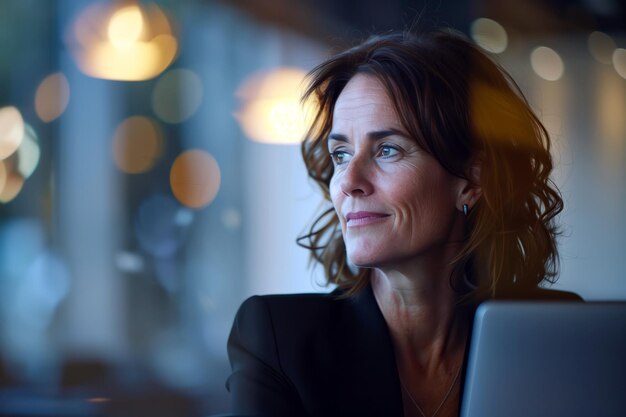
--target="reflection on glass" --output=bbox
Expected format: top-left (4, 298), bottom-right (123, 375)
top-left (23, 251), bottom-right (71, 316)
top-left (169, 150), bottom-right (221, 209)
top-left (112, 116), bottom-right (164, 174)
top-left (0, 106), bottom-right (24, 160)
top-left (0, 221), bottom-right (66, 381)
top-left (531, 46), bottom-right (564, 81)
top-left (150, 328), bottom-right (205, 388)
top-left (134, 194), bottom-right (192, 258)
top-left (35, 72), bottom-right (70, 122)
top-left (221, 208), bottom-right (241, 230)
top-left (115, 251), bottom-right (145, 273)
top-left (236, 67), bottom-right (315, 144)
top-left (67, 2), bottom-right (178, 81)
top-left (470, 18), bottom-right (508, 54)
top-left (152, 69), bottom-right (204, 124)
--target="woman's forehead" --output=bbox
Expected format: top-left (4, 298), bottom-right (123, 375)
top-left (336, 75), bottom-right (390, 107)
top-left (332, 74), bottom-right (401, 127)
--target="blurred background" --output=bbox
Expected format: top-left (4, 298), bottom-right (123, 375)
top-left (0, 0), bottom-right (624, 415)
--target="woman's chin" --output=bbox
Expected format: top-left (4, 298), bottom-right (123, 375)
top-left (347, 252), bottom-right (381, 269)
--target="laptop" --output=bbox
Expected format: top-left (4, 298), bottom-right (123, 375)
top-left (460, 301), bottom-right (626, 417)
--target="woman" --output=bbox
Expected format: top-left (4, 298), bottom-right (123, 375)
top-left (226, 29), bottom-right (579, 417)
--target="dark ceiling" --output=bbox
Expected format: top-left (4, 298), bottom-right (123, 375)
top-left (223, 0), bottom-right (626, 43)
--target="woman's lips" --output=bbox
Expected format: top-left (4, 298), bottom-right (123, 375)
top-left (345, 211), bottom-right (390, 227)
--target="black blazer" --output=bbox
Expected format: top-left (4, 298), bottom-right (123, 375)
top-left (226, 284), bottom-right (581, 417)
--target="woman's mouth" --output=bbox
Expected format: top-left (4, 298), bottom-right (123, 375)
top-left (345, 211), bottom-right (390, 227)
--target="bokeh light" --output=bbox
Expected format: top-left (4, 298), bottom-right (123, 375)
top-left (470, 18), bottom-right (508, 54)
top-left (169, 150), bottom-right (220, 209)
top-left (596, 66), bottom-right (626, 171)
top-left (0, 123), bottom-right (39, 204)
top-left (0, 171), bottom-right (24, 203)
top-left (588, 31), bottom-right (616, 65)
top-left (613, 48), bottom-right (626, 79)
top-left (87, 398), bottom-right (111, 404)
top-left (0, 106), bottom-right (24, 160)
top-left (530, 46), bottom-right (564, 81)
top-left (67, 2), bottom-right (177, 81)
top-left (35, 72), bottom-right (70, 122)
top-left (152, 69), bottom-right (204, 123)
top-left (236, 67), bottom-right (315, 144)
top-left (17, 124), bottom-right (41, 179)
top-left (0, 160), bottom-right (7, 192)
top-left (108, 5), bottom-right (144, 47)
top-left (112, 116), bottom-right (164, 174)
top-left (115, 251), bottom-right (145, 273)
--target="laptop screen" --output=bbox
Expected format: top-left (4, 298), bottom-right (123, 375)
top-left (460, 302), bottom-right (626, 417)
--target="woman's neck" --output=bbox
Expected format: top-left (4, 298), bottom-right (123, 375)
top-left (371, 268), bottom-right (469, 374)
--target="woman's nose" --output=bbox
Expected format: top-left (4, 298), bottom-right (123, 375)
top-left (339, 155), bottom-right (373, 197)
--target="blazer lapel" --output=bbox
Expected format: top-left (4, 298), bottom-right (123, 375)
top-left (331, 283), bottom-right (404, 416)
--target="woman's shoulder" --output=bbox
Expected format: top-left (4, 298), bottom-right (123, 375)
top-left (226, 286), bottom-right (399, 416)
top-left (494, 287), bottom-right (584, 302)
top-left (245, 290), bottom-right (341, 305)
top-left (234, 289), bottom-right (348, 327)
top-left (228, 289), bottom-right (357, 380)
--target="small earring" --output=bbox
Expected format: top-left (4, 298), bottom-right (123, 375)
top-left (463, 204), bottom-right (469, 216)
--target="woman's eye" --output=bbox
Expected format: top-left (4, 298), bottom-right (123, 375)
top-left (330, 150), bottom-right (350, 165)
top-left (378, 145), bottom-right (399, 158)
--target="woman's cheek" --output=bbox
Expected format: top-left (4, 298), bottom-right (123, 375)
top-left (329, 175), bottom-right (342, 203)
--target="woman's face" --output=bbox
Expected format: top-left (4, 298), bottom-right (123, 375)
top-left (328, 74), bottom-right (467, 270)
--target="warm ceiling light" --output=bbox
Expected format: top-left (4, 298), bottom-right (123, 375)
top-left (235, 67), bottom-right (316, 145)
top-left (108, 5), bottom-right (144, 47)
top-left (66, 2), bottom-right (177, 81)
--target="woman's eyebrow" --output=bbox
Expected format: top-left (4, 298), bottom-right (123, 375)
top-left (368, 128), bottom-right (405, 140)
top-left (328, 128), bottom-right (405, 143)
top-left (328, 133), bottom-right (349, 143)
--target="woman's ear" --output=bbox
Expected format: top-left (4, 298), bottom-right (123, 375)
top-left (457, 161), bottom-right (482, 212)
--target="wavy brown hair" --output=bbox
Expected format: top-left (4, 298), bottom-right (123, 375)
top-left (297, 29), bottom-right (563, 302)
